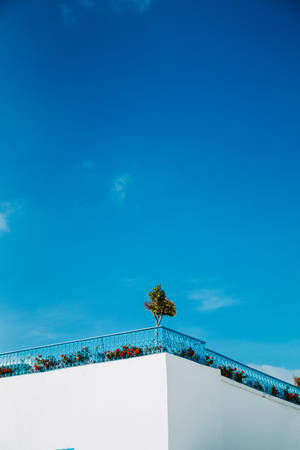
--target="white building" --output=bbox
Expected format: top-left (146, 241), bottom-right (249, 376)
top-left (0, 327), bottom-right (299, 450)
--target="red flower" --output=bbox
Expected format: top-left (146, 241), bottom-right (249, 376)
top-left (61, 354), bottom-right (64, 358)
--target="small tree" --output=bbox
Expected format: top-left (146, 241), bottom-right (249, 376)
top-left (145, 284), bottom-right (176, 326)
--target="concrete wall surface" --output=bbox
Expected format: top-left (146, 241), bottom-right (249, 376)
top-left (0, 352), bottom-right (299, 450)
top-left (165, 353), bottom-right (300, 450)
top-left (0, 354), bottom-right (169, 450)
top-left (221, 375), bottom-right (300, 450)
top-left (166, 353), bottom-right (223, 450)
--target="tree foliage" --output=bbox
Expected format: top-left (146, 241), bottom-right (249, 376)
top-left (144, 284), bottom-right (176, 326)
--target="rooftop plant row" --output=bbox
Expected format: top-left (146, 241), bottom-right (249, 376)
top-left (0, 340), bottom-right (299, 406)
top-left (180, 350), bottom-right (299, 405)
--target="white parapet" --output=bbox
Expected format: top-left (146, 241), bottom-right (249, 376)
top-left (0, 353), bottom-right (299, 450)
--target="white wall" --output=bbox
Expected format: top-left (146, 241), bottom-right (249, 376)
top-left (0, 354), bottom-right (169, 450)
top-left (221, 376), bottom-right (300, 450)
top-left (166, 353), bottom-right (223, 450)
top-left (0, 352), bottom-right (299, 450)
top-left (165, 353), bottom-right (300, 450)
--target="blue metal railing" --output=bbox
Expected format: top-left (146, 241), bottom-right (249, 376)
top-left (0, 326), bottom-right (299, 406)
top-left (204, 348), bottom-right (300, 404)
top-left (0, 327), bottom-right (205, 377)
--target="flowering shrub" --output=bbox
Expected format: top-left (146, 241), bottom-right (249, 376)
top-left (235, 370), bottom-right (248, 383)
top-left (60, 353), bottom-right (75, 366)
top-left (284, 390), bottom-right (299, 404)
top-left (219, 365), bottom-right (248, 383)
top-left (177, 347), bottom-right (199, 362)
top-left (105, 345), bottom-right (143, 361)
top-left (205, 355), bottom-right (214, 367)
top-left (0, 366), bottom-right (15, 377)
top-left (34, 355), bottom-right (58, 372)
top-left (271, 386), bottom-right (279, 397)
top-left (75, 346), bottom-right (90, 363)
top-left (252, 381), bottom-right (264, 392)
top-left (61, 347), bottom-right (91, 367)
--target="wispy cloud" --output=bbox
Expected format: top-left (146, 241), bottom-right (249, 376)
top-left (82, 159), bottom-right (96, 171)
top-left (58, 0), bottom-right (154, 24)
top-left (249, 363), bottom-right (300, 385)
top-left (189, 289), bottom-right (238, 312)
top-left (111, 0), bottom-right (154, 13)
top-left (0, 213), bottom-right (9, 232)
top-left (130, 0), bottom-right (153, 13)
top-left (111, 173), bottom-right (131, 202)
top-left (77, 0), bottom-right (94, 6)
top-left (0, 202), bottom-right (20, 235)
top-left (59, 2), bottom-right (76, 25)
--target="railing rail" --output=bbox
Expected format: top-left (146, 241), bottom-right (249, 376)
top-left (0, 326), bottom-right (162, 356)
top-left (204, 348), bottom-right (300, 401)
top-left (0, 326), bottom-right (299, 406)
top-left (206, 347), bottom-right (299, 392)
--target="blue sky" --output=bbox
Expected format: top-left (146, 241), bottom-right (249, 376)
top-left (1, 0), bottom-right (300, 377)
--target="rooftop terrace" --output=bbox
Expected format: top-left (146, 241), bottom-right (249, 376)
top-left (0, 326), bottom-right (299, 405)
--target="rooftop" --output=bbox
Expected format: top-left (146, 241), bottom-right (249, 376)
top-left (0, 326), bottom-right (299, 405)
